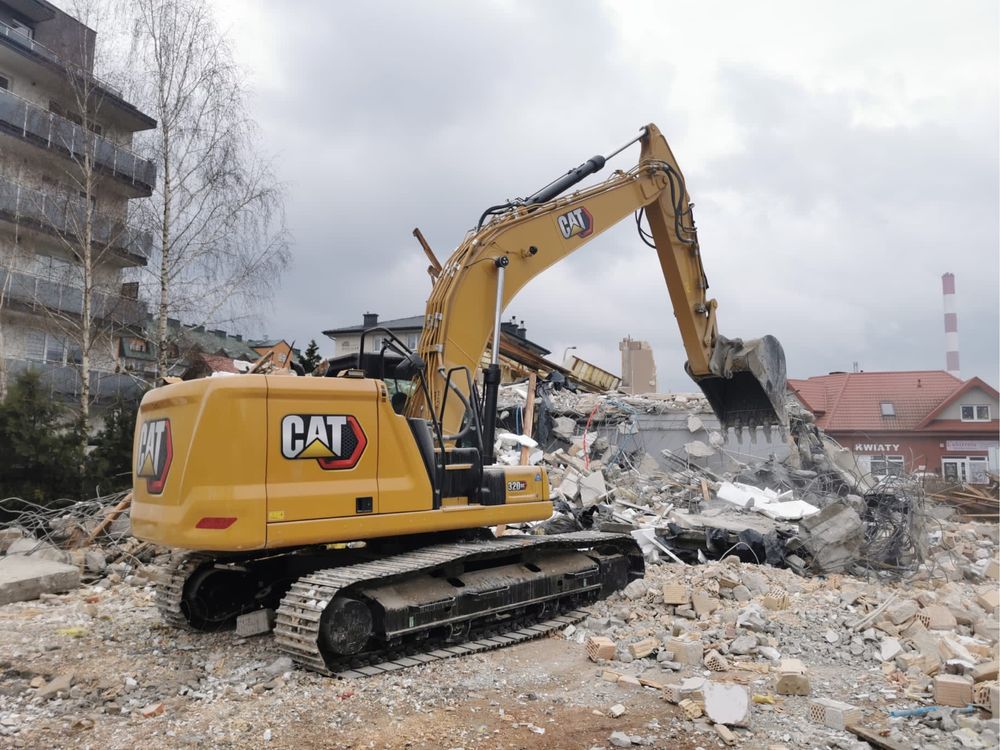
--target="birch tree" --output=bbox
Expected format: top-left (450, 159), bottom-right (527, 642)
top-left (130, 0), bottom-right (290, 378)
top-left (15, 0), bottom-right (135, 440)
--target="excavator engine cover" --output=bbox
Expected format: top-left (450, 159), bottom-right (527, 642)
top-left (689, 334), bottom-right (787, 435)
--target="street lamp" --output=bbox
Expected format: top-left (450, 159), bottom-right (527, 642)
top-left (562, 346), bottom-right (577, 365)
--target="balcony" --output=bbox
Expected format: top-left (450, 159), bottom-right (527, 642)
top-left (0, 21), bottom-right (123, 98)
top-left (3, 357), bottom-right (145, 403)
top-left (0, 174), bottom-right (151, 263)
top-left (0, 266), bottom-right (146, 327)
top-left (0, 88), bottom-right (156, 195)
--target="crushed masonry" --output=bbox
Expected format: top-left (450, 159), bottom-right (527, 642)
top-left (0, 384), bottom-right (997, 748)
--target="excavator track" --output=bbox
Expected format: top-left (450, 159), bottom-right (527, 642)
top-left (155, 552), bottom-right (214, 629)
top-left (274, 531), bottom-right (640, 676)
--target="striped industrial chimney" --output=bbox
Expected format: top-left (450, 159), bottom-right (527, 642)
top-left (942, 273), bottom-right (960, 377)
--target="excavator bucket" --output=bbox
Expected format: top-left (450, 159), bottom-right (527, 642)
top-left (688, 334), bottom-right (788, 438)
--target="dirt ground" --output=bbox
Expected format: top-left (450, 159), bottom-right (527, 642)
top-left (0, 580), bottom-right (710, 750)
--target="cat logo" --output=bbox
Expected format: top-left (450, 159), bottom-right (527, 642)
top-left (281, 414), bottom-right (367, 470)
top-left (136, 418), bottom-right (172, 494)
top-left (556, 207), bottom-right (594, 240)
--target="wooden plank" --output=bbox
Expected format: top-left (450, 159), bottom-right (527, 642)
top-left (700, 478), bottom-right (710, 503)
top-left (846, 724), bottom-right (911, 750)
top-left (519, 372), bottom-right (538, 465)
top-left (78, 493), bottom-right (132, 548)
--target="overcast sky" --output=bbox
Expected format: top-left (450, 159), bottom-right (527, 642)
top-left (215, 0), bottom-right (998, 388)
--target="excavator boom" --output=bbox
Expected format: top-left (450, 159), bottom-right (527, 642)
top-left (407, 124), bottom-right (787, 437)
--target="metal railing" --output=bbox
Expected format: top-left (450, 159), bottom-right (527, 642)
top-left (0, 174), bottom-right (151, 259)
top-left (0, 88), bottom-right (156, 191)
top-left (0, 21), bottom-right (123, 98)
top-left (0, 266), bottom-right (146, 327)
top-left (2, 356), bottom-right (145, 402)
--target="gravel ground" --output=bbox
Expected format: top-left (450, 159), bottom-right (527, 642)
top-left (0, 542), bottom-right (997, 750)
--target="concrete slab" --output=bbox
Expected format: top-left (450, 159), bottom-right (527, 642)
top-left (0, 555), bottom-right (80, 605)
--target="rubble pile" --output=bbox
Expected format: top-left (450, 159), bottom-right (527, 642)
top-left (0, 492), bottom-right (159, 606)
top-left (567, 541), bottom-right (1000, 748)
top-left (496, 382), bottom-right (942, 579)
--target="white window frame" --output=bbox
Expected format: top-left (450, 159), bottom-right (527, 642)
top-left (960, 404), bottom-right (991, 422)
top-left (870, 454), bottom-right (905, 477)
top-left (942, 456), bottom-right (991, 485)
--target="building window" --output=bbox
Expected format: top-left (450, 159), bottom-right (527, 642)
top-left (960, 405), bottom-right (991, 422)
top-left (880, 401), bottom-right (895, 417)
top-left (0, 75), bottom-right (9, 91)
top-left (9, 20), bottom-right (33, 39)
top-left (406, 332), bottom-right (420, 350)
top-left (870, 455), bottom-right (904, 477)
top-left (943, 456), bottom-right (991, 485)
top-left (24, 330), bottom-right (73, 365)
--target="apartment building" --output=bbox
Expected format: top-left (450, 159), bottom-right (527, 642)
top-left (0, 0), bottom-right (155, 404)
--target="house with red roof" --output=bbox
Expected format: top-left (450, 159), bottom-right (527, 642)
top-left (789, 371), bottom-right (999, 483)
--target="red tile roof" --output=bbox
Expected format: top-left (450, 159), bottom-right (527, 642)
top-left (789, 370), bottom-right (966, 432)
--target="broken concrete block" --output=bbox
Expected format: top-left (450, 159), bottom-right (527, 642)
top-left (886, 599), bottom-right (919, 625)
top-left (976, 588), bottom-right (999, 612)
top-left (934, 674), bottom-right (974, 707)
top-left (0, 556), bottom-right (80, 605)
top-left (972, 660), bottom-right (999, 683)
top-left (586, 636), bottom-right (617, 662)
top-left (0, 527), bottom-right (25, 553)
top-left (600, 669), bottom-right (621, 682)
top-left (558, 471), bottom-right (581, 500)
top-left (667, 638), bottom-right (704, 666)
top-left (941, 636), bottom-right (976, 665)
top-left (628, 637), bottom-right (659, 659)
top-left (684, 440), bottom-right (715, 458)
top-left (5, 537), bottom-right (71, 565)
top-left (702, 682), bottom-right (751, 727)
top-left (774, 659), bottom-right (810, 695)
top-left (608, 703), bottom-right (626, 718)
top-left (37, 672), bottom-right (73, 699)
top-left (622, 578), bottom-right (647, 600)
top-left (808, 698), bottom-right (862, 730)
top-left (728, 634), bottom-right (757, 655)
top-left (880, 638), bottom-right (903, 662)
top-left (661, 583), bottom-right (690, 605)
top-left (608, 731), bottom-right (632, 748)
top-left (552, 417), bottom-right (576, 441)
top-left (704, 649), bottom-right (730, 672)
top-left (974, 617), bottom-right (999, 643)
top-left (579, 471), bottom-right (607, 508)
top-left (617, 674), bottom-right (641, 688)
top-left (973, 681), bottom-right (999, 717)
top-left (692, 591), bottom-right (719, 617)
top-left (986, 555), bottom-right (999, 581)
top-left (235, 608), bottom-right (275, 637)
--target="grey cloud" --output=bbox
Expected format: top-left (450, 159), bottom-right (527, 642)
top-left (244, 3), bottom-right (997, 391)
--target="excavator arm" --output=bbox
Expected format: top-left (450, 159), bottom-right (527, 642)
top-left (404, 123), bottom-right (787, 443)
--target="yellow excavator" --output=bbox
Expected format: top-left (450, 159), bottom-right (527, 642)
top-left (131, 124), bottom-right (787, 676)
